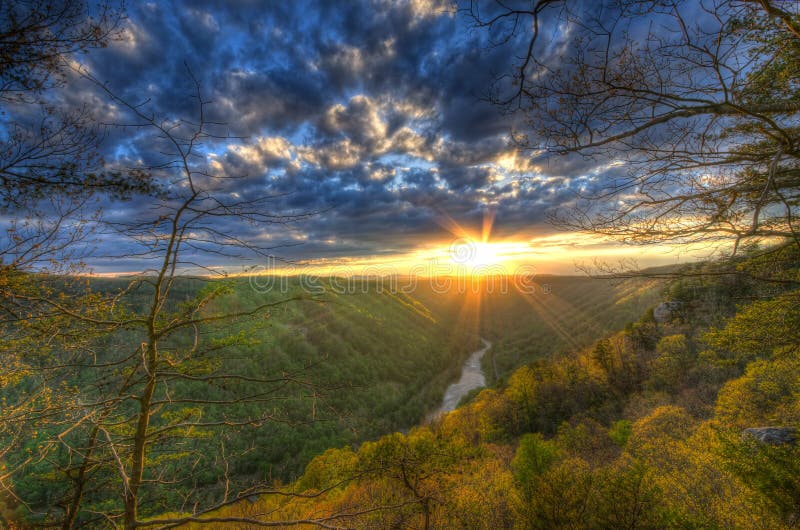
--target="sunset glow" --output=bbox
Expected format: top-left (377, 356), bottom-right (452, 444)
top-left (3, 1), bottom-right (796, 525)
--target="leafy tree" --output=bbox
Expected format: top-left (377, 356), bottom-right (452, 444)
top-left (353, 428), bottom-right (471, 529)
top-left (715, 352), bottom-right (800, 427)
top-left (608, 419), bottom-right (632, 447)
top-left (591, 458), bottom-right (669, 529)
top-left (648, 334), bottom-right (693, 391)
top-left (511, 432), bottom-right (560, 502)
top-left (513, 457), bottom-right (595, 529)
top-left (705, 291), bottom-right (800, 365)
top-left (591, 339), bottom-right (616, 376)
top-left (629, 405), bottom-right (695, 452)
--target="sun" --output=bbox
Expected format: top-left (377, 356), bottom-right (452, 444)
top-left (449, 238), bottom-right (505, 269)
top-left (468, 242), bottom-right (502, 267)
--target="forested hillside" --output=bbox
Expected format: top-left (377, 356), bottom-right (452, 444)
top-left (2, 0), bottom-right (798, 527)
top-left (477, 275), bottom-right (663, 381)
top-left (175, 247), bottom-right (800, 529)
top-left (0, 274), bottom-right (660, 526)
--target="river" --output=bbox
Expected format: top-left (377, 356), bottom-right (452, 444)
top-left (428, 337), bottom-right (492, 420)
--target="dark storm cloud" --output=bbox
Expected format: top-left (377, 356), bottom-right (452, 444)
top-left (36, 0), bottom-right (627, 269)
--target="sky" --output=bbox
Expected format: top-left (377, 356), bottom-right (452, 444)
top-left (55, 0), bottom-right (702, 276)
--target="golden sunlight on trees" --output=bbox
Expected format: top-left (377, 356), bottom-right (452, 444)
top-left (2, 1), bottom-right (800, 528)
top-left (716, 355), bottom-right (800, 428)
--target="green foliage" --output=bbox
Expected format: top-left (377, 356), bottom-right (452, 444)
top-left (716, 351), bottom-right (800, 428)
top-left (591, 458), bottom-right (669, 529)
top-left (513, 457), bottom-right (595, 529)
top-left (609, 419), bottom-right (632, 447)
top-left (705, 292), bottom-right (800, 365)
top-left (6, 253), bottom-right (800, 528)
top-left (511, 433), bottom-right (560, 500)
top-left (254, 254), bottom-right (800, 529)
top-left (648, 334), bottom-right (693, 391)
top-left (722, 432), bottom-right (800, 524)
top-left (1, 277), bottom-right (478, 525)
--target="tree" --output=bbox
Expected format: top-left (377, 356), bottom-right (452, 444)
top-left (704, 290), bottom-right (800, 365)
top-left (0, 6), bottom-right (155, 524)
top-left (470, 0), bottom-right (800, 255)
top-left (715, 353), bottom-right (800, 428)
top-left (0, 70), bottom-right (325, 528)
top-left (591, 457), bottom-right (668, 529)
top-left (354, 428), bottom-right (469, 529)
top-left (513, 456), bottom-right (595, 529)
top-left (722, 429), bottom-right (800, 525)
top-left (511, 432), bottom-right (560, 502)
top-left (648, 334), bottom-right (693, 391)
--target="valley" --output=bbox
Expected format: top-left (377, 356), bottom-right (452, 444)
top-left (0, 273), bottom-right (662, 525)
top-left (170, 249), bottom-right (800, 529)
top-left (2, 1), bottom-right (798, 527)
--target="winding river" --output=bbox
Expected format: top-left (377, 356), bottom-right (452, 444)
top-left (429, 338), bottom-right (492, 420)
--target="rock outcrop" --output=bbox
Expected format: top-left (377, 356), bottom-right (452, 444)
top-left (654, 301), bottom-right (683, 324)
top-left (743, 427), bottom-right (797, 445)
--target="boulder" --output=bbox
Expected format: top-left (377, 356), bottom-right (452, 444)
top-left (743, 427), bottom-right (797, 445)
top-left (653, 301), bottom-right (683, 324)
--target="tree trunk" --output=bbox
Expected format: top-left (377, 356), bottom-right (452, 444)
top-left (124, 341), bottom-right (158, 529)
top-left (63, 427), bottom-right (99, 530)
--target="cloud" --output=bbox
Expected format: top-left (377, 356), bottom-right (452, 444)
top-left (322, 95), bottom-right (387, 148)
top-left (228, 136), bottom-right (294, 168)
top-left (8, 0), bottom-right (639, 271)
